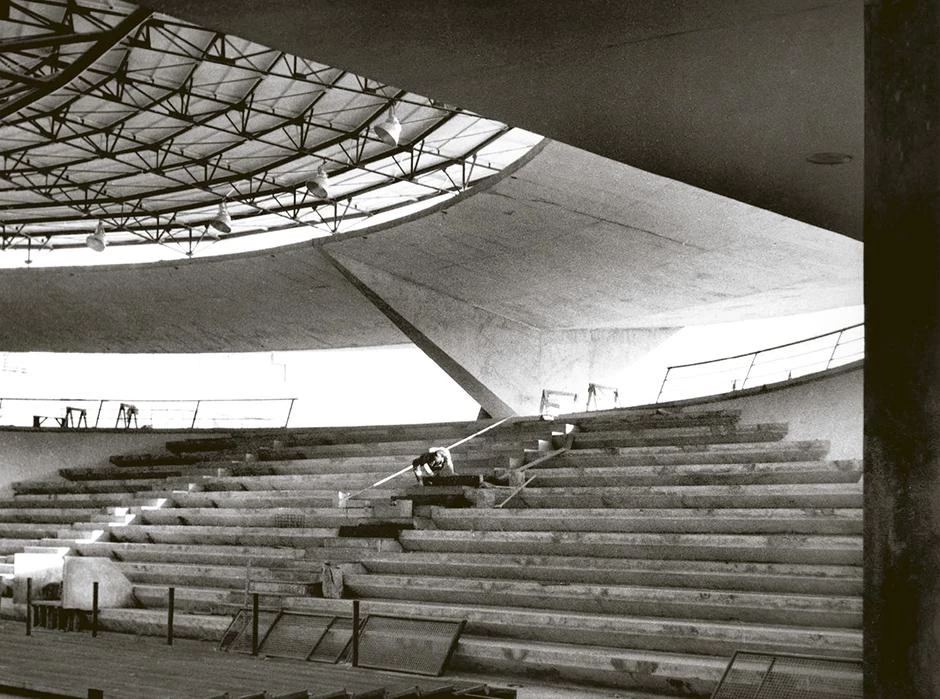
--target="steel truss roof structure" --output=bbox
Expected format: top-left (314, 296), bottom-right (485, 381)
top-left (0, 0), bottom-right (540, 265)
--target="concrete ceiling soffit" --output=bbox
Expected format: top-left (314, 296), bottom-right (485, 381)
top-left (0, 246), bottom-right (405, 352)
top-left (324, 250), bottom-right (680, 415)
top-left (326, 141), bottom-right (863, 330)
top-left (138, 0), bottom-right (864, 240)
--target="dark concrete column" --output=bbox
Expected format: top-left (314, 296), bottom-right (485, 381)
top-left (864, 1), bottom-right (940, 697)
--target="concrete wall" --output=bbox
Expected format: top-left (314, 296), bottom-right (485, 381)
top-left (0, 429), bottom-right (208, 493)
top-left (650, 362), bottom-right (863, 459)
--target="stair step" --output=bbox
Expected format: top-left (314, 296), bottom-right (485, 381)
top-left (0, 539), bottom-right (41, 555)
top-left (360, 552), bottom-right (862, 596)
top-left (431, 507), bottom-right (862, 535)
top-left (399, 530), bottom-right (861, 565)
top-left (34, 539), bottom-right (306, 566)
top-left (118, 561), bottom-right (318, 589)
top-left (544, 440), bottom-right (831, 468)
top-left (159, 489), bottom-right (400, 507)
top-left (98, 607), bottom-right (229, 640)
top-left (323, 537), bottom-right (402, 552)
top-left (453, 636), bottom-right (725, 695)
top-left (282, 597), bottom-right (862, 660)
top-left (510, 482), bottom-right (862, 509)
top-left (0, 508), bottom-right (103, 523)
top-left (132, 509), bottom-right (382, 528)
top-left (104, 524), bottom-right (338, 547)
top-left (132, 584), bottom-right (233, 613)
top-left (5, 493), bottom-right (158, 508)
top-left (568, 423), bottom-right (788, 448)
top-left (526, 460), bottom-right (862, 487)
top-left (12, 478), bottom-right (174, 495)
top-left (344, 573), bottom-right (860, 628)
top-left (567, 409), bottom-right (741, 431)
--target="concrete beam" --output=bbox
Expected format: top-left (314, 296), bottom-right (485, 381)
top-left (324, 250), bottom-right (677, 416)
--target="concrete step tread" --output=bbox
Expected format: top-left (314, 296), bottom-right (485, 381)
top-left (118, 560), bottom-right (321, 576)
top-left (35, 539), bottom-right (304, 557)
top-left (132, 511), bottom-right (389, 527)
top-left (133, 583), bottom-right (233, 601)
top-left (526, 460), bottom-right (862, 484)
top-left (566, 408), bottom-right (742, 430)
top-left (568, 423), bottom-right (788, 444)
top-left (361, 551), bottom-right (863, 579)
top-left (401, 529), bottom-right (862, 547)
top-left (345, 572), bottom-right (861, 612)
top-left (453, 635), bottom-right (728, 693)
top-left (433, 506), bottom-right (862, 519)
top-left (104, 524), bottom-right (339, 535)
top-left (513, 482), bottom-right (862, 495)
top-left (548, 440), bottom-right (831, 465)
top-left (1, 494), bottom-right (163, 507)
top-left (283, 597), bottom-right (863, 650)
top-left (0, 507), bottom-right (105, 519)
top-left (156, 488), bottom-right (401, 499)
top-left (0, 538), bottom-right (45, 554)
top-left (510, 483), bottom-right (862, 509)
top-left (400, 529), bottom-right (861, 565)
top-left (430, 506), bottom-right (862, 534)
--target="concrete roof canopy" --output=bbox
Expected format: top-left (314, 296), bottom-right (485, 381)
top-left (0, 0), bottom-right (863, 415)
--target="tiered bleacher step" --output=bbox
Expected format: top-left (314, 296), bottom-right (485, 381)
top-left (0, 409), bottom-right (862, 697)
top-left (323, 410), bottom-right (863, 696)
top-left (0, 418), bottom-right (540, 631)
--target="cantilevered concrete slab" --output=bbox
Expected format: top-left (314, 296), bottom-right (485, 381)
top-left (142, 0), bottom-right (864, 240)
top-left (0, 139), bottom-right (861, 415)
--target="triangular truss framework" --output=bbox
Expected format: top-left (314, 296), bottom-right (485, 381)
top-left (0, 0), bottom-right (539, 261)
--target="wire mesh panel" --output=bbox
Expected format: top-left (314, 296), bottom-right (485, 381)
top-left (712, 652), bottom-right (863, 699)
top-left (218, 609), bottom-right (250, 652)
top-left (227, 610), bottom-right (280, 655)
top-left (356, 615), bottom-right (466, 676)
top-left (273, 513), bottom-right (307, 528)
top-left (309, 617), bottom-right (354, 663)
top-left (258, 612), bottom-right (333, 660)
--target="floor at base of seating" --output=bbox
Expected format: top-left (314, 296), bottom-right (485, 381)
top-left (0, 620), bottom-right (676, 699)
top-left (0, 620), bottom-right (482, 699)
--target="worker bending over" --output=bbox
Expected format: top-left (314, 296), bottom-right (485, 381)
top-left (411, 447), bottom-right (455, 483)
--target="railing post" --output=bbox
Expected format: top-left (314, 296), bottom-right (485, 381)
top-left (352, 599), bottom-right (360, 667)
top-left (92, 581), bottom-right (99, 637)
top-left (25, 577), bottom-right (32, 636)
top-left (166, 586), bottom-right (174, 646)
top-left (741, 351), bottom-right (760, 390)
top-left (284, 398), bottom-right (295, 428)
top-left (190, 400), bottom-right (201, 429)
top-left (655, 369), bottom-right (671, 404)
top-left (825, 329), bottom-right (846, 370)
top-left (251, 592), bottom-right (259, 656)
top-left (94, 400), bottom-right (104, 429)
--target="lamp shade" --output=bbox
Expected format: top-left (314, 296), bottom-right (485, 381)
top-left (85, 222), bottom-right (107, 252)
top-left (305, 166), bottom-right (331, 199)
top-left (374, 114), bottom-right (402, 146)
top-left (210, 202), bottom-right (232, 234)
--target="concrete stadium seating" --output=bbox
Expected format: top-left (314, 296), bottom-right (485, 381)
top-left (0, 408), bottom-right (863, 697)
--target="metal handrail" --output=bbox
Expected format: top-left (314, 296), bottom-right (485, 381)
top-left (0, 396), bottom-right (297, 429)
top-left (655, 322), bottom-right (863, 403)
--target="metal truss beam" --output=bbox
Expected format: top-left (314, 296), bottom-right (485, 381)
top-left (0, 7), bottom-right (151, 120)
